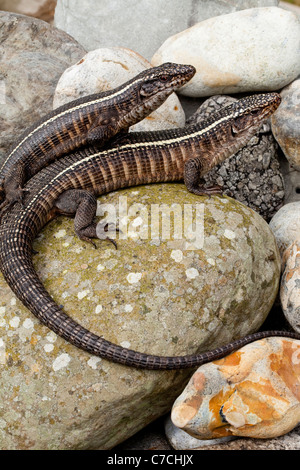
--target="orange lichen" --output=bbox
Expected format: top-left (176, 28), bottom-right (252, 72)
top-left (209, 388), bottom-right (234, 435)
top-left (213, 351), bottom-right (242, 367)
top-left (270, 340), bottom-right (300, 401)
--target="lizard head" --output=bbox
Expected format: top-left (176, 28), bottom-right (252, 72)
top-left (198, 92), bottom-right (282, 173)
top-left (118, 63), bottom-right (196, 128)
top-left (138, 62), bottom-right (196, 98)
top-left (230, 93), bottom-right (281, 136)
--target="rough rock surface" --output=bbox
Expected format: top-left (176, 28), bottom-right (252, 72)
top-left (152, 7), bottom-right (300, 97)
top-left (54, 0), bottom-right (279, 61)
top-left (186, 95), bottom-right (285, 221)
top-left (171, 337), bottom-right (300, 440)
top-left (0, 11), bottom-right (86, 163)
top-left (53, 47), bottom-right (186, 133)
top-left (271, 78), bottom-right (300, 171)
top-left (0, 184), bottom-right (280, 449)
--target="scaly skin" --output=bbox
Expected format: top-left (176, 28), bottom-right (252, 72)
top-left (0, 62), bottom-right (195, 216)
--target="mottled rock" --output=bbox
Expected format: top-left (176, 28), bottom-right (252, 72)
top-left (271, 78), bottom-right (300, 170)
top-left (187, 95), bottom-right (284, 221)
top-left (171, 337), bottom-right (300, 440)
top-left (269, 202), bottom-right (300, 256)
top-left (54, 0), bottom-right (279, 61)
top-left (167, 421), bottom-right (300, 450)
top-left (53, 48), bottom-right (185, 132)
top-left (0, 11), bottom-right (86, 163)
top-left (152, 7), bottom-right (300, 97)
top-left (0, 184), bottom-right (280, 449)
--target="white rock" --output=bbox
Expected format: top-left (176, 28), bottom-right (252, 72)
top-left (54, 0), bottom-right (279, 61)
top-left (53, 47), bottom-right (186, 132)
top-left (269, 202), bottom-right (300, 257)
top-left (152, 7), bottom-right (300, 97)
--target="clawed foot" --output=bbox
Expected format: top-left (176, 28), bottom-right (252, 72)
top-left (0, 187), bottom-right (29, 222)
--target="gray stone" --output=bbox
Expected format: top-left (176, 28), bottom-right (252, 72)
top-left (152, 7), bottom-right (300, 97)
top-left (186, 95), bottom-right (285, 221)
top-left (0, 184), bottom-right (280, 449)
top-left (54, 0), bottom-right (279, 61)
top-left (165, 417), bottom-right (235, 449)
top-left (0, 11), bottom-right (86, 163)
top-left (0, 0), bottom-right (56, 22)
top-left (272, 77), bottom-right (300, 171)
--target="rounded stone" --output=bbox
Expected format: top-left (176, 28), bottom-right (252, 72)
top-left (271, 78), bottom-right (300, 170)
top-left (0, 184), bottom-right (280, 449)
top-left (269, 202), bottom-right (300, 256)
top-left (53, 47), bottom-right (186, 132)
top-left (0, 11), bottom-right (86, 162)
top-left (151, 7), bottom-right (300, 97)
top-left (171, 337), bottom-right (300, 440)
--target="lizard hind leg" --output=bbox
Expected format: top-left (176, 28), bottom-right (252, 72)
top-left (184, 157), bottom-right (223, 197)
top-left (55, 189), bottom-right (117, 249)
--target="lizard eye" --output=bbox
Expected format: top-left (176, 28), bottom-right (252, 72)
top-left (159, 75), bottom-right (170, 82)
top-left (250, 109), bottom-right (261, 116)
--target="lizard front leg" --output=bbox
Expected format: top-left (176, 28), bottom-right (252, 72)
top-left (184, 157), bottom-right (223, 196)
top-left (55, 189), bottom-right (117, 249)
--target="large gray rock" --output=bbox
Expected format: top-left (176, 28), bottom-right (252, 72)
top-left (0, 11), bottom-right (86, 163)
top-left (0, 184), bottom-right (280, 449)
top-left (54, 0), bottom-right (279, 60)
top-left (152, 7), bottom-right (300, 97)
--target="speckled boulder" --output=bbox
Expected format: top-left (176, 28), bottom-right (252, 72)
top-left (171, 337), bottom-right (300, 440)
top-left (0, 184), bottom-right (280, 449)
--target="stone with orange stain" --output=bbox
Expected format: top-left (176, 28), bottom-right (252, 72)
top-left (152, 7), bottom-right (300, 97)
top-left (171, 337), bottom-right (300, 442)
